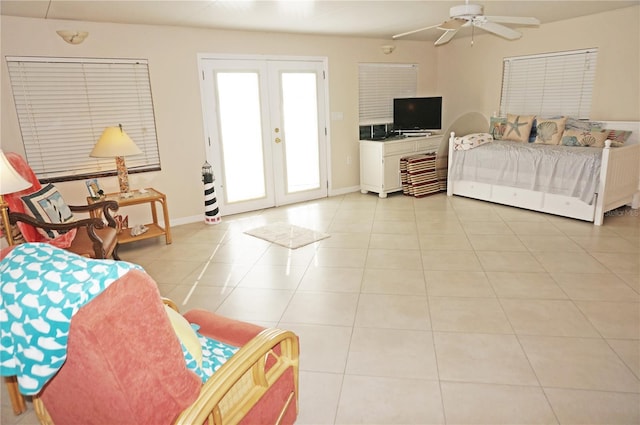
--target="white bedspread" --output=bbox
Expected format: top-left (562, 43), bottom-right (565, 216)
top-left (449, 140), bottom-right (602, 204)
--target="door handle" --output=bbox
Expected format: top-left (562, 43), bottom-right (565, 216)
top-left (275, 137), bottom-right (282, 143)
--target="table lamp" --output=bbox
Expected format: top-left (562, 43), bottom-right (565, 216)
top-left (90, 124), bottom-right (142, 196)
top-left (0, 149), bottom-right (32, 245)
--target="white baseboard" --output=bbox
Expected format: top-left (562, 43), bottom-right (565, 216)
top-left (169, 189), bottom-right (362, 228)
top-left (329, 186), bottom-right (361, 196)
top-left (170, 214), bottom-right (205, 227)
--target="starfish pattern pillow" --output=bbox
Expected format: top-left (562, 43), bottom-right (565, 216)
top-left (503, 114), bottom-right (536, 143)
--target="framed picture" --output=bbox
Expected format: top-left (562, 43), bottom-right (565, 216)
top-left (85, 179), bottom-right (103, 199)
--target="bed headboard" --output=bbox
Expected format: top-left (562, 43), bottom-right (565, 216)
top-left (443, 112), bottom-right (489, 137)
top-left (599, 121), bottom-right (640, 145)
top-left (439, 112), bottom-right (489, 157)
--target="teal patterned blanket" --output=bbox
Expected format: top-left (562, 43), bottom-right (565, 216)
top-left (0, 243), bottom-right (143, 395)
top-left (0, 243), bottom-right (238, 395)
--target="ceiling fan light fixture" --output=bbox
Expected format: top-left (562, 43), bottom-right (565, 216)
top-left (380, 45), bottom-right (396, 54)
top-left (450, 3), bottom-right (483, 19)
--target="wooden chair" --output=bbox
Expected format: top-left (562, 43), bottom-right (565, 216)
top-left (3, 152), bottom-right (120, 260)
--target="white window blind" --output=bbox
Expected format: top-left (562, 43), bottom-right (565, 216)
top-left (499, 48), bottom-right (598, 119)
top-left (359, 63), bottom-right (417, 125)
top-left (6, 56), bottom-right (161, 181)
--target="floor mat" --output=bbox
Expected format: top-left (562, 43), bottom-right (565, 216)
top-left (244, 222), bottom-right (330, 249)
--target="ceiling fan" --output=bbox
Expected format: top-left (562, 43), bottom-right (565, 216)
top-left (393, 1), bottom-right (540, 46)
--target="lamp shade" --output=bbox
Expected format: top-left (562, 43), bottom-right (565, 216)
top-left (0, 149), bottom-right (32, 195)
top-left (90, 125), bottom-right (142, 158)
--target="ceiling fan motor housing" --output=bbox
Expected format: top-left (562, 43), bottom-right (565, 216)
top-left (450, 3), bottom-right (483, 19)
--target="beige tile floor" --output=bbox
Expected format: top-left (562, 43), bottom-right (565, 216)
top-left (3, 192), bottom-right (639, 424)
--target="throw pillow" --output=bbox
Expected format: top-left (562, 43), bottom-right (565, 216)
top-left (489, 116), bottom-right (507, 140)
top-left (565, 117), bottom-right (603, 132)
top-left (503, 114), bottom-right (535, 143)
top-left (21, 183), bottom-right (74, 239)
top-left (604, 129), bottom-right (632, 147)
top-left (528, 118), bottom-right (537, 142)
top-left (453, 133), bottom-right (493, 150)
top-left (534, 117), bottom-right (567, 145)
top-left (560, 128), bottom-right (609, 147)
top-left (164, 304), bottom-right (203, 367)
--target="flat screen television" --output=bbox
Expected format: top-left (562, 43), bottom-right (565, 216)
top-left (393, 96), bottom-right (442, 133)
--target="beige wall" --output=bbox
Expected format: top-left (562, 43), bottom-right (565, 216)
top-left (0, 15), bottom-right (436, 224)
top-left (437, 5), bottom-right (640, 125)
top-left (2, 5), bottom-right (639, 225)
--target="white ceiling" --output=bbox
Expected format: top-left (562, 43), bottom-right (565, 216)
top-left (1, 0), bottom-right (638, 42)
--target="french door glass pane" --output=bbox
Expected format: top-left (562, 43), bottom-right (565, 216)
top-left (281, 72), bottom-right (320, 193)
top-left (216, 72), bottom-right (266, 203)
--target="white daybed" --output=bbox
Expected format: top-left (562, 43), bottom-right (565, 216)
top-left (446, 121), bottom-right (640, 225)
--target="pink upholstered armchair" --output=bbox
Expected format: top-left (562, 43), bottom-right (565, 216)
top-left (1, 244), bottom-right (299, 425)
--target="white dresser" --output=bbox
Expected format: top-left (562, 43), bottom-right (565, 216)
top-left (359, 135), bottom-right (442, 198)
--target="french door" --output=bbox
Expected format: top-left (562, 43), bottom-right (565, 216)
top-left (199, 56), bottom-right (328, 216)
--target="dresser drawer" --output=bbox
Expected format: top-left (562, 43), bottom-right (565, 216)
top-left (384, 140), bottom-right (417, 155)
top-left (416, 137), bottom-right (441, 152)
top-left (452, 180), bottom-right (492, 199)
top-left (491, 186), bottom-right (544, 210)
top-left (543, 192), bottom-right (595, 221)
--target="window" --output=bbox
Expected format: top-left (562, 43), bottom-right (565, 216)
top-left (358, 63), bottom-right (417, 125)
top-left (6, 56), bottom-right (161, 182)
top-left (499, 48), bottom-right (598, 119)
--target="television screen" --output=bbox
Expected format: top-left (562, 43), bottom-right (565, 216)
top-left (393, 97), bottom-right (442, 132)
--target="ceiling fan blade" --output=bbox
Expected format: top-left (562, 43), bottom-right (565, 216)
top-left (437, 18), bottom-right (465, 31)
top-left (393, 23), bottom-right (442, 39)
top-left (485, 16), bottom-right (540, 26)
top-left (474, 20), bottom-right (522, 40)
top-left (435, 29), bottom-right (459, 46)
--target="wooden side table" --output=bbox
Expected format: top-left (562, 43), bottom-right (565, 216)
top-left (88, 188), bottom-right (172, 245)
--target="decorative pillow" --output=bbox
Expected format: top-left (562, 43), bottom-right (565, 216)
top-left (21, 183), bottom-right (74, 239)
top-left (164, 304), bottom-right (203, 367)
top-left (604, 129), bottom-right (632, 147)
top-left (489, 116), bottom-right (507, 140)
top-left (503, 114), bottom-right (535, 143)
top-left (453, 133), bottom-right (493, 150)
top-left (565, 117), bottom-right (603, 132)
top-left (560, 128), bottom-right (609, 147)
top-left (528, 118), bottom-right (538, 142)
top-left (534, 117), bottom-right (567, 145)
